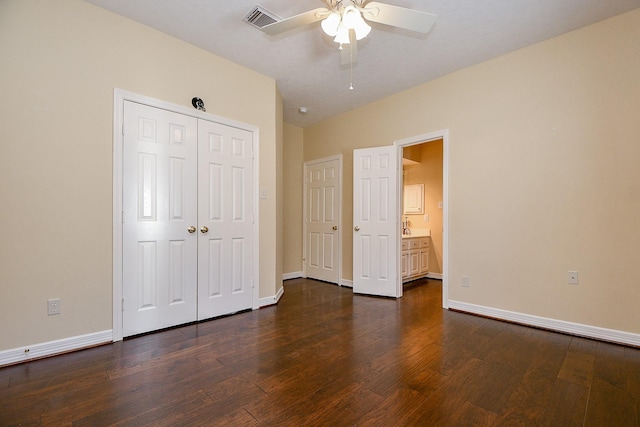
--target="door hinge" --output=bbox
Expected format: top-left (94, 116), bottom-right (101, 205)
top-left (121, 299), bottom-right (125, 312)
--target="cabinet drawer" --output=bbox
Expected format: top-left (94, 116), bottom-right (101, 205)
top-left (409, 240), bottom-right (420, 250)
top-left (420, 238), bottom-right (430, 248)
top-left (401, 240), bottom-right (409, 251)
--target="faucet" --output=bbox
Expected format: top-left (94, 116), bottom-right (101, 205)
top-left (402, 217), bottom-right (411, 235)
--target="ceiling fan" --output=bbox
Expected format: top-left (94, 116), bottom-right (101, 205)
top-left (261, 0), bottom-right (437, 65)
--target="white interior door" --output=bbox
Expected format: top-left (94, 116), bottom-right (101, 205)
top-left (353, 146), bottom-right (400, 297)
top-left (121, 100), bottom-right (255, 337)
top-left (197, 120), bottom-right (254, 320)
top-left (122, 101), bottom-right (198, 336)
top-left (305, 157), bottom-right (341, 284)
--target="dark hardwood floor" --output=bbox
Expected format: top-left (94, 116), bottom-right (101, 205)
top-left (2, 278), bottom-right (639, 426)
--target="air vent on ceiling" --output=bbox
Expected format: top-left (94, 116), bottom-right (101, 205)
top-left (243, 5), bottom-right (281, 30)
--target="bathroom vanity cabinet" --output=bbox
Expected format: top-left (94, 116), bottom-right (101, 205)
top-left (401, 236), bottom-right (429, 282)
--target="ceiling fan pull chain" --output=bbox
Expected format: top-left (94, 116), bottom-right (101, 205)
top-left (349, 42), bottom-right (354, 90)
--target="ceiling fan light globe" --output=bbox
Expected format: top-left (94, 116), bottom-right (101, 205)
top-left (321, 11), bottom-right (341, 37)
top-left (334, 23), bottom-right (351, 44)
top-left (353, 16), bottom-right (371, 40)
top-left (342, 5), bottom-right (360, 29)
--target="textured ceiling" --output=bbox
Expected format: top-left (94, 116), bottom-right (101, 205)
top-left (85, 0), bottom-right (639, 127)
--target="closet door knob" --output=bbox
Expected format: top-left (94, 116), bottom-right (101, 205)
top-left (187, 226), bottom-right (196, 234)
top-left (354, 226), bottom-right (360, 231)
top-left (200, 226), bottom-right (209, 234)
top-left (332, 226), bottom-right (338, 231)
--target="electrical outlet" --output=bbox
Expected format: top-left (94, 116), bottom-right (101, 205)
top-left (423, 214), bottom-right (429, 222)
top-left (462, 275), bottom-right (470, 288)
top-left (568, 271), bottom-right (579, 285)
top-left (48, 298), bottom-right (61, 315)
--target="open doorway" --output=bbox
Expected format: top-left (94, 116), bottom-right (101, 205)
top-left (395, 131), bottom-right (449, 308)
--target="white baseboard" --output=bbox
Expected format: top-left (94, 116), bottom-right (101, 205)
top-left (0, 330), bottom-right (113, 367)
top-left (427, 272), bottom-right (443, 280)
top-left (259, 285), bottom-right (285, 307)
top-left (281, 274), bottom-right (354, 288)
top-left (282, 271), bottom-right (303, 281)
top-left (340, 279), bottom-right (353, 288)
top-left (448, 300), bottom-right (640, 347)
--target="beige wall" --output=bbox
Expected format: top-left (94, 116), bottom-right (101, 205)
top-left (0, 0), bottom-right (280, 350)
top-left (283, 124), bottom-right (305, 275)
top-left (403, 140), bottom-right (444, 274)
top-left (304, 9), bottom-right (640, 334)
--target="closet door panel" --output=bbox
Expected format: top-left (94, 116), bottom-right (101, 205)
top-left (122, 101), bottom-right (198, 337)
top-left (197, 120), bottom-right (254, 320)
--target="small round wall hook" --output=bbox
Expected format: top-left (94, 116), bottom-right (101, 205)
top-left (191, 97), bottom-right (206, 112)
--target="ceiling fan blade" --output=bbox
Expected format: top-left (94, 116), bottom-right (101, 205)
top-left (340, 32), bottom-right (358, 65)
top-left (363, 2), bottom-right (436, 34)
top-left (261, 8), bottom-right (329, 35)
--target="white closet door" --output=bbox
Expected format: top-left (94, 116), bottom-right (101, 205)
top-left (197, 120), bottom-right (254, 320)
top-left (305, 157), bottom-right (341, 284)
top-left (122, 101), bottom-right (198, 336)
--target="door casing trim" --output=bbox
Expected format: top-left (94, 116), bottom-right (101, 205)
top-left (112, 89), bottom-right (260, 341)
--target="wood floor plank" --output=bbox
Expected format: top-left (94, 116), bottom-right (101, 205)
top-left (449, 401), bottom-right (498, 426)
top-left (494, 353), bottom-right (587, 426)
top-left (1, 278), bottom-right (640, 425)
top-left (354, 386), bottom-right (432, 426)
top-left (156, 405), bottom-right (258, 427)
top-left (484, 324), bottom-right (544, 373)
top-left (568, 335), bottom-right (599, 354)
top-left (78, 390), bottom-right (214, 427)
top-left (557, 350), bottom-right (595, 387)
top-left (539, 379), bottom-right (590, 427)
top-left (400, 384), bottom-right (471, 425)
top-left (465, 359), bottom-right (523, 413)
top-left (624, 346), bottom-right (640, 398)
top-left (584, 376), bottom-right (638, 426)
top-left (262, 382), bottom-right (383, 426)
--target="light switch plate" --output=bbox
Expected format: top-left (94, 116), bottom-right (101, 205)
top-left (462, 276), bottom-right (470, 288)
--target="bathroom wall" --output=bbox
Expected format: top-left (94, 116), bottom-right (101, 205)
top-left (403, 140), bottom-right (444, 275)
